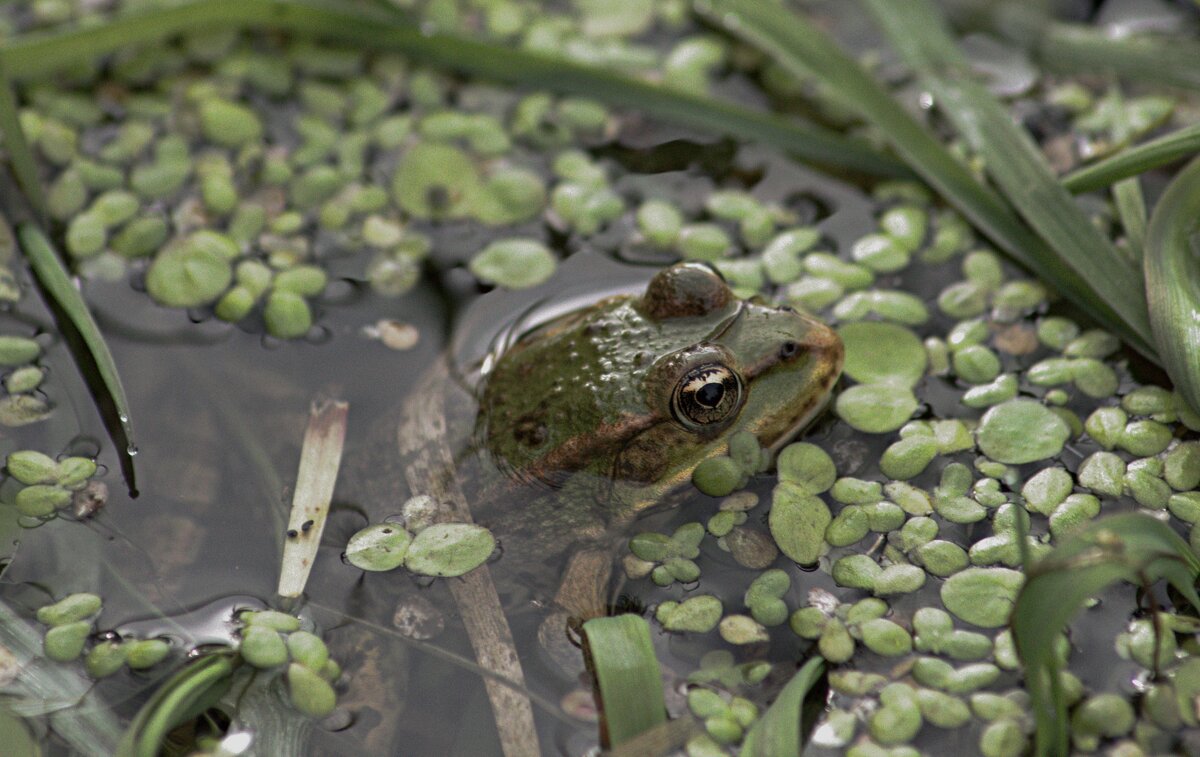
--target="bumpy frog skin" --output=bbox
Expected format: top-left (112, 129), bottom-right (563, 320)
top-left (477, 261), bottom-right (844, 528)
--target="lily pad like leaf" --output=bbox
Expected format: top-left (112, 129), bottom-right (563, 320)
top-left (404, 523), bottom-right (495, 578)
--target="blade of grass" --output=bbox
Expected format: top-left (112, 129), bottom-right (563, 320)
top-left (1063, 123), bottom-right (1200, 194)
top-left (1012, 513), bottom-right (1200, 756)
top-left (0, 0), bottom-right (907, 180)
top-left (0, 599), bottom-right (122, 755)
top-left (606, 718), bottom-right (698, 757)
top-left (1144, 156), bottom-right (1200, 416)
top-left (277, 398), bottom-right (348, 598)
top-left (15, 223), bottom-right (137, 489)
top-left (740, 656), bottom-right (826, 757)
top-left (1112, 177), bottom-right (1146, 261)
top-left (696, 0), bottom-right (1154, 358)
top-left (116, 652), bottom-right (237, 757)
top-left (861, 0), bottom-right (1155, 358)
top-left (0, 711), bottom-right (40, 757)
top-left (943, 1), bottom-right (1200, 92)
top-left (581, 615), bottom-right (667, 749)
top-left (0, 63), bottom-right (46, 224)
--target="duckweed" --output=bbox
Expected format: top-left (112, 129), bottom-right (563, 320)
top-left (287, 662), bottom-right (337, 718)
top-left (839, 322), bottom-right (926, 388)
top-left (345, 523), bottom-right (413, 572)
top-left (37, 593), bottom-right (102, 626)
top-left (940, 568), bottom-right (1024, 628)
top-left (86, 641), bottom-right (128, 679)
top-left (44, 621), bottom-right (92, 662)
top-left (975, 400), bottom-right (1070, 464)
top-left (404, 523), bottom-right (495, 578)
top-left (125, 639), bottom-right (171, 669)
top-left (836, 384), bottom-right (918, 433)
top-left (469, 239), bottom-right (557, 290)
top-left (718, 615), bottom-right (769, 645)
top-left (145, 237), bottom-right (233, 308)
top-left (768, 482), bottom-right (829, 565)
top-left (657, 595), bottom-right (723, 633)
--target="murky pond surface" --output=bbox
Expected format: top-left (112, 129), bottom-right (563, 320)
top-left (1, 0), bottom-right (1199, 755)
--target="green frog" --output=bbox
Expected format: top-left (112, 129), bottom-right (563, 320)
top-left (396, 261), bottom-right (843, 609)
top-left (339, 261), bottom-right (843, 753)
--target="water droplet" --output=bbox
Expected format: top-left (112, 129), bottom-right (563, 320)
top-left (126, 444), bottom-right (139, 456)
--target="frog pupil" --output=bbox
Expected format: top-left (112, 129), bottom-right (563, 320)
top-left (696, 382), bottom-right (724, 407)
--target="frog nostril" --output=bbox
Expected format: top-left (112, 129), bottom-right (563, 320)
top-left (780, 341), bottom-right (800, 359)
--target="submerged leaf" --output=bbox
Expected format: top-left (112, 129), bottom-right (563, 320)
top-left (582, 615), bottom-right (667, 748)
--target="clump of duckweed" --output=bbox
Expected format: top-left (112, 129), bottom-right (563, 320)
top-left (607, 153), bottom-right (1200, 754)
top-left (236, 610), bottom-right (342, 718)
top-left (5, 450), bottom-right (99, 526)
top-left (345, 506), bottom-right (495, 579)
top-left (35, 592), bottom-right (171, 674)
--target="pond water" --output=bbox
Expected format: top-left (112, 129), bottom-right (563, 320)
top-left (0, 1), bottom-right (1199, 756)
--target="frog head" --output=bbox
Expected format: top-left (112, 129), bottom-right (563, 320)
top-left (477, 262), bottom-right (843, 516)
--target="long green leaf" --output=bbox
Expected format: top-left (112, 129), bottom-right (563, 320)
top-left (943, 1), bottom-right (1200, 92)
top-left (696, 0), bottom-right (1152, 359)
top-left (1063, 124), bottom-right (1200, 194)
top-left (1012, 513), bottom-right (1200, 756)
top-left (861, 0), bottom-right (1155, 358)
top-left (0, 0), bottom-right (907, 179)
top-left (740, 656), bottom-right (825, 757)
top-left (16, 224), bottom-right (137, 487)
top-left (1144, 156), bottom-right (1200, 416)
top-left (116, 652), bottom-right (236, 757)
top-left (0, 62), bottom-right (46, 224)
top-left (582, 615), bottom-right (666, 748)
top-left (1111, 177), bottom-right (1146, 261)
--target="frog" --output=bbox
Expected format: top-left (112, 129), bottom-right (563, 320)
top-left (334, 261), bottom-right (843, 752)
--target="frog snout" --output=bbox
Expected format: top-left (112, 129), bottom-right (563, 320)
top-left (788, 315), bottom-right (845, 382)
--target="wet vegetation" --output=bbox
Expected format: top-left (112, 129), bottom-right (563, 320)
top-left (0, 0), bottom-right (1198, 755)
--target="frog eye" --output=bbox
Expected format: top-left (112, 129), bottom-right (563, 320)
top-left (672, 363), bottom-right (743, 429)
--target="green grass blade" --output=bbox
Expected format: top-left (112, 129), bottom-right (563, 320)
top-left (0, 0), bottom-right (907, 179)
top-left (116, 652), bottom-right (236, 757)
top-left (1144, 156), bottom-right (1200, 416)
top-left (1033, 19), bottom-right (1200, 92)
top-left (1012, 513), bottom-right (1200, 756)
top-left (1112, 177), bottom-right (1146, 261)
top-left (0, 63), bottom-right (46, 224)
top-left (944, 2), bottom-right (1200, 92)
top-left (16, 224), bottom-right (137, 488)
top-left (1063, 123), bottom-right (1200, 194)
top-left (740, 656), bottom-right (825, 757)
top-left (696, 0), bottom-right (1152, 358)
top-left (582, 615), bottom-right (666, 748)
top-left (861, 0), bottom-right (1155, 357)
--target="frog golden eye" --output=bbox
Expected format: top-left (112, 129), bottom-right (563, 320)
top-left (672, 364), bottom-right (743, 429)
